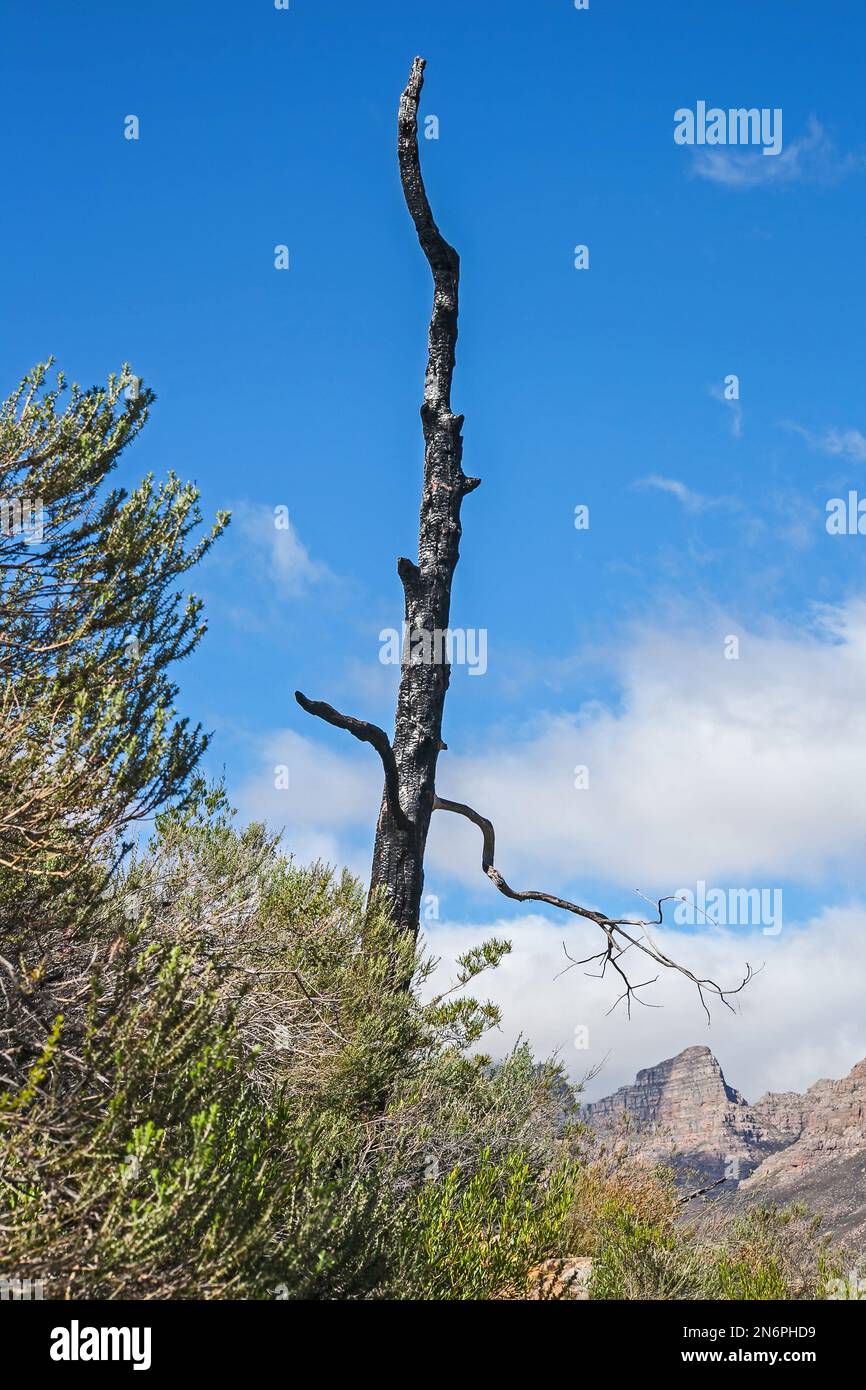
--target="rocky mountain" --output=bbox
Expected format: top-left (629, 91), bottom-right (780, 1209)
top-left (582, 1046), bottom-right (866, 1245)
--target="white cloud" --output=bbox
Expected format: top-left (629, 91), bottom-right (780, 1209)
top-left (423, 906), bottom-right (866, 1104)
top-left (691, 117), bottom-right (865, 189)
top-left (233, 502), bottom-right (331, 594)
top-left (424, 596), bottom-right (866, 892)
top-left (783, 421), bottom-right (866, 464)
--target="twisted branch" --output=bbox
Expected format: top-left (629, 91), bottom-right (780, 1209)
top-left (294, 692), bottom-right (412, 835)
top-left (433, 795), bottom-right (756, 1021)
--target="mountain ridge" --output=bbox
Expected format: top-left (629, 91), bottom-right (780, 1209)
top-left (582, 1045), bottom-right (866, 1243)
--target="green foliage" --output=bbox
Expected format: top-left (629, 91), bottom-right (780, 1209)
top-left (588, 1204), bottom-right (707, 1301)
top-left (2, 785), bottom-right (849, 1302)
top-left (1, 792), bottom-right (579, 1300)
top-left (0, 360), bottom-right (227, 937)
top-left (713, 1252), bottom-right (788, 1301)
top-left (584, 1178), bottom-right (850, 1302)
top-left (707, 1205), bottom-right (847, 1302)
top-left (1, 931), bottom-right (396, 1298)
top-left (410, 1149), bottom-right (578, 1299)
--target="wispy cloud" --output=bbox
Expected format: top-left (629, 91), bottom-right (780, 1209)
top-left (692, 117), bottom-right (865, 189)
top-left (234, 726), bottom-right (379, 882)
top-left (782, 421), bottom-right (866, 463)
top-left (709, 383), bottom-right (743, 438)
top-left (634, 475), bottom-right (730, 513)
top-left (234, 603), bottom-right (866, 1103)
top-left (233, 502), bottom-right (332, 595)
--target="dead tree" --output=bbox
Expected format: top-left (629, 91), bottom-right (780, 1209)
top-left (296, 57), bottom-right (752, 1017)
top-left (297, 56), bottom-right (471, 937)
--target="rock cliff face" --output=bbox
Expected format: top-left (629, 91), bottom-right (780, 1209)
top-left (582, 1046), bottom-right (866, 1242)
top-left (738, 1058), bottom-right (866, 1240)
top-left (582, 1045), bottom-right (787, 1185)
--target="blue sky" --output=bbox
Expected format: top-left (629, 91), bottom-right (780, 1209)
top-left (5, 0), bottom-right (866, 1096)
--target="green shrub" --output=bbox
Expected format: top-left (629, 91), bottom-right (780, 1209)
top-left (706, 1205), bottom-right (848, 1302)
top-left (1, 932), bottom-right (399, 1299)
top-left (584, 1180), bottom-right (851, 1302)
top-left (588, 1205), bottom-right (705, 1301)
top-left (409, 1149), bottom-right (579, 1300)
top-left (0, 799), bottom-right (579, 1300)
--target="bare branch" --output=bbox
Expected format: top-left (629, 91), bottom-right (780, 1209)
top-left (433, 794), bottom-right (754, 1019)
top-left (294, 691), bottom-right (413, 835)
top-left (677, 1175), bottom-right (729, 1206)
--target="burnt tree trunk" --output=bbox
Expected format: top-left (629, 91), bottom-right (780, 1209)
top-left (296, 56), bottom-right (478, 939)
top-left (367, 57), bottom-right (479, 934)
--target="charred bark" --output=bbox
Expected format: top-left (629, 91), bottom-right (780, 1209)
top-left (297, 55), bottom-right (477, 936)
top-left (366, 56), bottom-right (479, 934)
